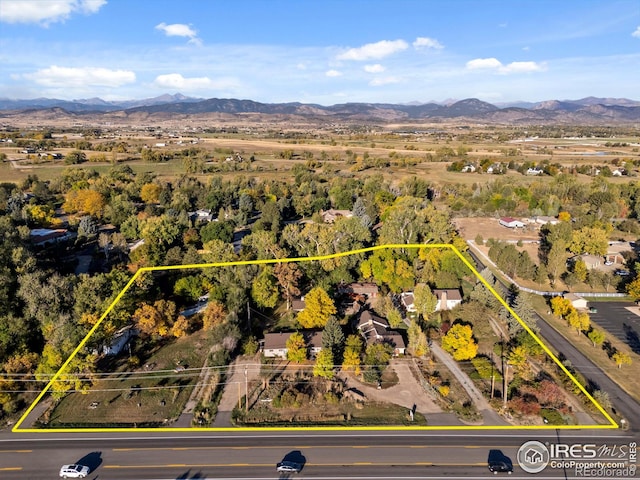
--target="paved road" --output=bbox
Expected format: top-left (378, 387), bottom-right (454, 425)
top-left (0, 428), bottom-right (636, 479)
top-left (467, 243), bottom-right (640, 429)
top-left (534, 309), bottom-right (640, 428)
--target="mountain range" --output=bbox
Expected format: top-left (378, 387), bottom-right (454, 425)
top-left (1, 94), bottom-right (639, 124)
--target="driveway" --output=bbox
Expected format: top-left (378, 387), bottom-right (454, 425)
top-left (340, 358), bottom-right (442, 416)
top-left (211, 358), bottom-right (261, 427)
top-left (430, 343), bottom-right (509, 426)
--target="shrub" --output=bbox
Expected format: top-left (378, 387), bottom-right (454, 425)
top-left (540, 408), bottom-right (565, 425)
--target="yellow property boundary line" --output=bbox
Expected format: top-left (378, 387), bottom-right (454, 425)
top-left (13, 243), bottom-right (618, 433)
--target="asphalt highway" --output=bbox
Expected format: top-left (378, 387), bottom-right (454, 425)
top-left (0, 429), bottom-right (637, 479)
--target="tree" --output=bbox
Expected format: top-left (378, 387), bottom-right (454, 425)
top-left (510, 292), bottom-right (538, 334)
top-left (508, 345), bottom-right (532, 380)
top-left (171, 315), bottom-right (190, 338)
top-left (570, 226), bottom-right (609, 256)
top-left (564, 309), bottom-right (590, 334)
top-left (174, 275), bottom-right (203, 302)
top-left (251, 266), bottom-right (279, 309)
top-left (133, 301), bottom-right (175, 337)
top-left (202, 300), bottom-right (227, 330)
top-left (342, 334), bottom-right (363, 374)
top-left (363, 342), bottom-right (392, 383)
top-left (140, 183), bottom-right (162, 204)
top-left (587, 328), bottom-right (606, 348)
top-left (322, 316), bottom-right (345, 362)
top-left (626, 276), bottom-right (640, 301)
top-left (200, 220), bottom-right (233, 244)
top-left (412, 284), bottom-right (438, 321)
top-left (612, 351), bottom-right (632, 369)
top-left (63, 189), bottom-right (106, 218)
top-left (441, 323), bottom-right (478, 361)
top-left (286, 332), bottom-right (307, 363)
top-left (274, 262), bottom-right (302, 310)
top-left (78, 215), bottom-right (99, 237)
top-left (297, 287), bottom-right (336, 328)
top-left (313, 349), bottom-right (335, 379)
top-left (546, 241), bottom-right (567, 285)
top-left (360, 250), bottom-right (415, 293)
top-left (550, 296), bottom-right (572, 317)
top-left (573, 259), bottom-right (588, 283)
top-left (407, 320), bottom-right (428, 357)
top-left (64, 150), bottom-right (86, 164)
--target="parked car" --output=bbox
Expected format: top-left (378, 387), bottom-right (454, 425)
top-left (615, 269), bottom-right (630, 276)
top-left (276, 460), bottom-right (302, 473)
top-left (59, 464), bottom-right (90, 478)
top-left (488, 460), bottom-right (513, 474)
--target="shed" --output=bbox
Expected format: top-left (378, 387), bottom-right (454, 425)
top-left (563, 293), bottom-right (588, 311)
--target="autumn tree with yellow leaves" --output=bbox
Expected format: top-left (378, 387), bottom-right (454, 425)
top-left (297, 286), bottom-right (336, 328)
top-left (442, 323), bottom-right (478, 361)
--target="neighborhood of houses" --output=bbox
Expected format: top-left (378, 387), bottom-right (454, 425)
top-left (25, 201), bottom-right (632, 376)
top-left (262, 284), bottom-right (463, 359)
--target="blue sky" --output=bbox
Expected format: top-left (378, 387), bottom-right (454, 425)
top-left (0, 0), bottom-right (638, 104)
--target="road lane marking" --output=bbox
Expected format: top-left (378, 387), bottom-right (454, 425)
top-left (104, 461), bottom-right (490, 469)
top-left (0, 450), bottom-right (32, 453)
top-left (0, 467), bottom-right (22, 471)
top-left (112, 443), bottom-right (508, 452)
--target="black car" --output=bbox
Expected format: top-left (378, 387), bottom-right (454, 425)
top-left (488, 460), bottom-right (513, 474)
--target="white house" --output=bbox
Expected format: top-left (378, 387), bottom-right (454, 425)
top-left (103, 325), bottom-right (138, 356)
top-left (261, 331), bottom-right (323, 358)
top-left (433, 289), bottom-right (463, 311)
top-left (499, 217), bottom-right (526, 228)
top-left (400, 292), bottom-right (416, 313)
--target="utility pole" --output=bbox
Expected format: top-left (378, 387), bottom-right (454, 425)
top-left (244, 367), bottom-right (248, 413)
top-left (501, 336), bottom-right (508, 409)
top-left (490, 349), bottom-right (495, 399)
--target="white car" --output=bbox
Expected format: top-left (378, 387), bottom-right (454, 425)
top-left (59, 464), bottom-right (90, 478)
top-left (276, 460), bottom-right (302, 473)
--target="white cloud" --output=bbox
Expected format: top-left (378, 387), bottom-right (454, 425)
top-left (501, 61), bottom-right (546, 73)
top-left (0, 0), bottom-right (106, 25)
top-left (466, 57), bottom-right (546, 74)
top-left (336, 39), bottom-right (408, 61)
top-left (364, 64), bottom-right (385, 73)
top-left (369, 76), bottom-right (401, 86)
top-left (633, 26), bottom-right (640, 38)
top-left (21, 65), bottom-right (135, 87)
top-left (155, 22), bottom-right (201, 45)
top-left (153, 73), bottom-right (216, 89)
top-left (466, 58), bottom-right (503, 70)
top-left (325, 69), bottom-right (342, 77)
top-left (412, 37), bottom-right (444, 50)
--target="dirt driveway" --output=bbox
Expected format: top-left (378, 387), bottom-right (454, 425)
top-left (338, 358), bottom-right (442, 417)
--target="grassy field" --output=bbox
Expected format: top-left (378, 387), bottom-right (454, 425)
top-left (2, 125), bottom-right (639, 185)
top-left (45, 330), bottom-right (212, 427)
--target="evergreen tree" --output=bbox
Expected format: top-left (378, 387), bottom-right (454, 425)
top-left (322, 316), bottom-right (345, 363)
